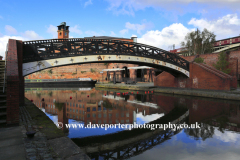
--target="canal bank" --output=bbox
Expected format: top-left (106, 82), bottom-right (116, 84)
top-left (17, 98), bottom-right (90, 160)
top-left (95, 83), bottom-right (240, 101)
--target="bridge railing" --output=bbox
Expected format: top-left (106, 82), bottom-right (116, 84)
top-left (22, 38), bottom-right (189, 71)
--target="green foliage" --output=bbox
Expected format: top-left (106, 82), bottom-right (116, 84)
top-left (48, 91), bottom-right (53, 97)
top-left (104, 63), bottom-right (109, 66)
top-left (48, 69), bottom-right (53, 74)
top-left (81, 71), bottom-right (86, 74)
top-left (194, 57), bottom-right (205, 63)
top-left (36, 93), bottom-right (41, 98)
top-left (54, 102), bottom-right (65, 111)
top-left (213, 52), bottom-right (231, 74)
top-left (90, 68), bottom-right (95, 73)
top-left (181, 28), bottom-right (216, 56)
top-left (72, 72), bottom-right (77, 75)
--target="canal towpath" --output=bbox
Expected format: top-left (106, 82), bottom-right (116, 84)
top-left (0, 99), bottom-right (91, 160)
top-left (95, 82), bottom-right (240, 100)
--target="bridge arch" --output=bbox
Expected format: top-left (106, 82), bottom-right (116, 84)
top-left (22, 38), bottom-right (189, 77)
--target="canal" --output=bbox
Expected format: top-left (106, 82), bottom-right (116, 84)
top-left (25, 87), bottom-right (240, 160)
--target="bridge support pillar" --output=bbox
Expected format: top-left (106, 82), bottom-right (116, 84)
top-left (6, 39), bottom-right (24, 125)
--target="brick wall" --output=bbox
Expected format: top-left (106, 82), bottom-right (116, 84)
top-left (6, 39), bottom-right (20, 124)
top-left (154, 62), bottom-right (236, 91)
top-left (181, 50), bottom-right (240, 78)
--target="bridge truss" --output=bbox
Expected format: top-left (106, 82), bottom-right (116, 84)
top-left (23, 38), bottom-right (189, 71)
top-left (88, 128), bottom-right (182, 160)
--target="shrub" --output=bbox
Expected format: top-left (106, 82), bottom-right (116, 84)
top-left (194, 57), bottom-right (205, 63)
top-left (213, 52), bottom-right (231, 74)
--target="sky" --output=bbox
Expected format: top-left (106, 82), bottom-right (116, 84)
top-left (1, 0), bottom-right (240, 59)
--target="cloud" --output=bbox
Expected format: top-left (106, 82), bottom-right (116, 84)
top-left (47, 24), bottom-right (58, 38)
top-left (214, 128), bottom-right (240, 143)
top-left (137, 23), bottom-right (192, 50)
top-left (119, 21), bottom-right (154, 36)
top-left (70, 25), bottom-right (83, 35)
top-left (21, 30), bottom-right (43, 40)
top-left (5, 25), bottom-right (17, 35)
top-left (125, 21), bottom-right (154, 34)
top-left (84, 0), bottom-right (93, 7)
top-left (0, 35), bottom-right (26, 59)
top-left (188, 13), bottom-right (240, 40)
top-left (105, 0), bottom-right (240, 16)
top-left (119, 29), bottom-right (128, 35)
top-left (110, 31), bottom-right (116, 36)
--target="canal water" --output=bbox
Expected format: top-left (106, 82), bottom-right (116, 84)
top-left (25, 87), bottom-right (240, 160)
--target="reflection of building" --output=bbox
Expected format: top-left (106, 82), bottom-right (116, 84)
top-left (26, 89), bottom-right (164, 127)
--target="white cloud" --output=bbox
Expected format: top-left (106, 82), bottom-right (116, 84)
top-left (214, 128), bottom-right (240, 143)
top-left (47, 25), bottom-right (58, 38)
top-left (70, 25), bottom-right (82, 35)
top-left (110, 31), bottom-right (116, 36)
top-left (21, 30), bottom-right (43, 40)
top-left (5, 25), bottom-right (17, 35)
top-left (188, 14), bottom-right (240, 40)
top-left (119, 29), bottom-right (128, 35)
top-left (125, 21), bottom-right (154, 34)
top-left (137, 112), bottom-right (164, 123)
top-left (0, 35), bottom-right (26, 59)
top-left (137, 23), bottom-right (192, 50)
top-left (84, 0), bottom-right (93, 7)
top-left (105, 0), bottom-right (240, 16)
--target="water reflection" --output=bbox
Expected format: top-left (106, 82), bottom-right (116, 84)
top-left (25, 87), bottom-right (240, 160)
top-left (25, 88), bottom-right (164, 137)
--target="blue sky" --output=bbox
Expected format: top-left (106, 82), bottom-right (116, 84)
top-left (1, 0), bottom-right (240, 58)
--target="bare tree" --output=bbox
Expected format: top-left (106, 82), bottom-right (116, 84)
top-left (181, 28), bottom-right (216, 56)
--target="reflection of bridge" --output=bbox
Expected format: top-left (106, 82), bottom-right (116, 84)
top-left (88, 129), bottom-right (181, 160)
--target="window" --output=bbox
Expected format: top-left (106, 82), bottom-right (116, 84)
top-left (103, 113), bottom-right (107, 118)
top-left (87, 107), bottom-right (90, 112)
top-left (92, 113), bottom-right (96, 118)
top-left (109, 113), bottom-right (112, 118)
top-left (79, 104), bottom-right (81, 108)
top-left (92, 107), bottom-right (96, 111)
top-left (87, 114), bottom-right (90, 118)
top-left (126, 119), bottom-right (129, 123)
top-left (121, 120), bottom-right (124, 123)
top-left (98, 106), bottom-right (101, 111)
top-left (76, 104), bottom-right (78, 107)
top-left (73, 103), bottom-right (75, 107)
top-left (116, 113), bottom-right (119, 118)
top-left (126, 113), bottom-right (129, 117)
top-left (121, 113), bottom-right (124, 117)
top-left (76, 110), bottom-right (78, 113)
top-left (98, 114), bottom-right (101, 118)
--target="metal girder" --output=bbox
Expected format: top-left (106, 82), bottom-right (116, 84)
top-left (23, 38), bottom-right (189, 70)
